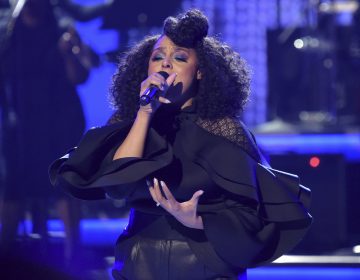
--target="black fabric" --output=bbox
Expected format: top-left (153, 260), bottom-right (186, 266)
top-left (49, 104), bottom-right (312, 275)
top-left (49, 121), bottom-right (174, 199)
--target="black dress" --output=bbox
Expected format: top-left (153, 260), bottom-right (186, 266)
top-left (1, 16), bottom-right (85, 200)
top-left (49, 105), bottom-right (312, 279)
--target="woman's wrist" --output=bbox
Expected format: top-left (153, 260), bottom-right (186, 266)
top-left (186, 216), bottom-right (204, 230)
top-left (137, 108), bottom-right (154, 119)
top-left (195, 215), bottom-right (204, 229)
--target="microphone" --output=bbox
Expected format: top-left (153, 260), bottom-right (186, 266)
top-left (139, 71), bottom-right (169, 106)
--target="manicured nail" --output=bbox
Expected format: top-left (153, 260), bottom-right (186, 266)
top-left (164, 99), bottom-right (171, 104)
top-left (153, 178), bottom-right (158, 185)
top-left (146, 179), bottom-right (151, 187)
top-left (160, 181), bottom-right (166, 187)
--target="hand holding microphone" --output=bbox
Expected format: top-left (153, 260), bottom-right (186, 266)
top-left (139, 72), bottom-right (177, 109)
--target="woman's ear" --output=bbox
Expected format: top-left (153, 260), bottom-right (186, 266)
top-left (196, 70), bottom-right (202, 80)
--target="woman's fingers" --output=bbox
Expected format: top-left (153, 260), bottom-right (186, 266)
top-left (153, 178), bottom-right (165, 205)
top-left (148, 178), bottom-right (180, 210)
top-left (139, 72), bottom-right (177, 110)
top-left (190, 190), bottom-right (204, 206)
top-left (153, 72), bottom-right (177, 89)
top-left (140, 72), bottom-right (177, 94)
top-left (159, 181), bottom-right (175, 201)
top-left (160, 180), bottom-right (180, 211)
top-left (160, 180), bottom-right (178, 206)
top-left (158, 96), bottom-right (171, 104)
top-left (157, 73), bottom-right (176, 103)
top-left (147, 178), bottom-right (204, 228)
top-left (148, 183), bottom-right (159, 204)
top-left (165, 73), bottom-right (177, 89)
top-left (140, 76), bottom-right (165, 95)
top-left (148, 178), bottom-right (162, 206)
top-left (154, 72), bottom-right (177, 98)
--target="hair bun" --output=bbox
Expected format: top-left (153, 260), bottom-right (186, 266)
top-left (163, 9), bottom-right (209, 48)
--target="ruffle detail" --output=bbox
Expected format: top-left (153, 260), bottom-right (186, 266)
top-left (179, 121), bottom-right (312, 267)
top-left (49, 122), bottom-right (173, 200)
top-left (49, 117), bottom-right (312, 269)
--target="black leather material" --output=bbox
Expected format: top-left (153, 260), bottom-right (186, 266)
top-left (112, 236), bottom-right (241, 280)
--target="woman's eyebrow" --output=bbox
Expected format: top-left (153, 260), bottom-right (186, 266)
top-left (152, 46), bottom-right (190, 53)
top-left (174, 47), bottom-right (190, 53)
top-left (152, 47), bottom-right (165, 52)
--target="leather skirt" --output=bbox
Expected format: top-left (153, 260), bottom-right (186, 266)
top-left (112, 235), bottom-right (242, 280)
top-left (112, 210), bottom-right (245, 280)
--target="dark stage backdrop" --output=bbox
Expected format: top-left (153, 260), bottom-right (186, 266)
top-left (269, 153), bottom-right (360, 254)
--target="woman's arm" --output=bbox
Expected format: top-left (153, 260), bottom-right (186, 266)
top-left (112, 72), bottom-right (176, 160)
top-left (112, 110), bottom-right (152, 159)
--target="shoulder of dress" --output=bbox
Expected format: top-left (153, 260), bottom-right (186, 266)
top-left (106, 111), bottom-right (134, 125)
top-left (106, 111), bottom-right (121, 125)
top-left (195, 117), bottom-right (249, 141)
top-left (195, 117), bottom-right (261, 161)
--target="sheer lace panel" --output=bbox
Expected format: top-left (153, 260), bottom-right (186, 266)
top-left (107, 111), bottom-right (123, 125)
top-left (195, 117), bottom-right (262, 162)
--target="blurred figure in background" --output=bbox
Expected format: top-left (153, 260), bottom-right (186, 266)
top-left (0, 0), bottom-right (100, 268)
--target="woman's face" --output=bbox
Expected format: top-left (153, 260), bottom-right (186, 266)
top-left (148, 35), bottom-right (201, 102)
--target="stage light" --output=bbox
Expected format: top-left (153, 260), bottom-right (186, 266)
top-left (294, 39), bottom-right (304, 49)
top-left (309, 156), bottom-right (320, 168)
top-left (353, 245), bottom-right (360, 254)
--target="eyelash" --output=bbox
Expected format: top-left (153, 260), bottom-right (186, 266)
top-left (151, 55), bottom-right (188, 62)
top-left (151, 57), bottom-right (162, 61)
top-left (175, 57), bottom-right (187, 62)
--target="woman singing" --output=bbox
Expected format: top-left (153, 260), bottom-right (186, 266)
top-left (50, 9), bottom-right (312, 280)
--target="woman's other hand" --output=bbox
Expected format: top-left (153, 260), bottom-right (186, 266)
top-left (138, 73), bottom-right (177, 115)
top-left (148, 178), bottom-right (204, 229)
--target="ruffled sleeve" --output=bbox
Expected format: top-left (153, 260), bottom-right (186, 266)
top-left (49, 122), bottom-right (173, 200)
top-left (180, 120), bottom-right (312, 269)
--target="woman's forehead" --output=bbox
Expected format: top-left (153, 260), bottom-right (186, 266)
top-left (153, 36), bottom-right (191, 52)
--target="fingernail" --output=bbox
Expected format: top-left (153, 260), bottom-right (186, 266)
top-left (164, 99), bottom-right (171, 104)
top-left (153, 178), bottom-right (158, 185)
top-left (146, 179), bottom-right (151, 187)
top-left (160, 181), bottom-right (165, 187)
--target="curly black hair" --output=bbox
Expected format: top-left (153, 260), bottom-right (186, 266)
top-left (109, 9), bottom-right (250, 121)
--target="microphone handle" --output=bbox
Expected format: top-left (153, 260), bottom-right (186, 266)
top-left (139, 71), bottom-right (169, 106)
top-left (139, 86), bottom-right (160, 106)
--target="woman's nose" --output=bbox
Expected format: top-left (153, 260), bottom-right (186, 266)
top-left (162, 58), bottom-right (172, 69)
